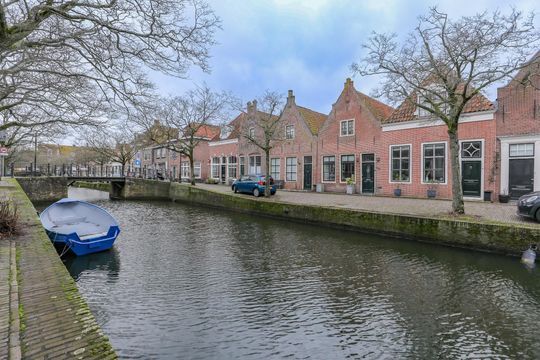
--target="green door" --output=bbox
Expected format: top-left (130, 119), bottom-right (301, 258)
top-left (461, 161), bottom-right (481, 197)
top-left (361, 154), bottom-right (375, 194)
top-left (303, 156), bottom-right (312, 190)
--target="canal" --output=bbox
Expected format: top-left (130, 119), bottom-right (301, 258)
top-left (53, 187), bottom-right (540, 359)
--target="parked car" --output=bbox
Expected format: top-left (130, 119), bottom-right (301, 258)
top-left (231, 175), bottom-right (276, 197)
top-left (517, 192), bottom-right (540, 222)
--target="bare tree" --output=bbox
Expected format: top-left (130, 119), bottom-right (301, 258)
top-left (352, 7), bottom-right (540, 214)
top-left (0, 0), bottom-right (221, 133)
top-left (241, 91), bottom-right (284, 197)
top-left (145, 86), bottom-right (234, 185)
top-left (84, 124), bottom-right (138, 177)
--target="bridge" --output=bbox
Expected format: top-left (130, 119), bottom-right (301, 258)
top-left (15, 176), bottom-right (131, 201)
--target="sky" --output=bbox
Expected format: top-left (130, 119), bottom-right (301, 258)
top-left (149, 0), bottom-right (540, 115)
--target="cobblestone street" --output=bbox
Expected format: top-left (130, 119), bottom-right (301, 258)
top-left (198, 183), bottom-right (539, 226)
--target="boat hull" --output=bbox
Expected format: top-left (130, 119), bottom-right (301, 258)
top-left (46, 226), bottom-right (120, 256)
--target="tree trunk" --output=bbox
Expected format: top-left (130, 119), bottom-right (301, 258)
top-left (448, 129), bottom-right (464, 214)
top-left (189, 151), bottom-right (196, 186)
top-left (265, 149), bottom-right (271, 197)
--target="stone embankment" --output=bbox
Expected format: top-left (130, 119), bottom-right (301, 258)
top-left (1, 178), bottom-right (116, 359)
top-left (72, 179), bottom-right (540, 257)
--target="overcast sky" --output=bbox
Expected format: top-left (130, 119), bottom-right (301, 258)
top-left (151, 0), bottom-right (539, 114)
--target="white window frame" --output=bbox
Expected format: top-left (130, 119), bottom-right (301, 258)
top-left (322, 155), bottom-right (336, 183)
top-left (194, 161), bottom-right (202, 179)
top-left (248, 127), bottom-right (255, 138)
top-left (249, 155), bottom-right (261, 175)
top-left (285, 125), bottom-right (295, 140)
top-left (339, 119), bottom-right (355, 137)
top-left (270, 158), bottom-right (281, 180)
top-left (228, 156), bottom-right (237, 179)
top-left (421, 141), bottom-right (448, 185)
top-left (181, 161), bottom-right (190, 179)
top-left (389, 144), bottom-right (412, 184)
top-left (211, 157), bottom-right (220, 179)
top-left (416, 86), bottom-right (449, 118)
top-left (339, 154), bottom-right (356, 183)
top-left (509, 143), bottom-right (534, 158)
top-left (286, 157), bottom-right (297, 182)
top-left (458, 138), bottom-right (485, 200)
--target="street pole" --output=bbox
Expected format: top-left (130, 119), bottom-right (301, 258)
top-left (33, 133), bottom-right (37, 176)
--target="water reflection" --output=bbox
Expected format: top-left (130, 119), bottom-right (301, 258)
top-left (63, 247), bottom-right (120, 282)
top-left (63, 187), bottom-right (540, 359)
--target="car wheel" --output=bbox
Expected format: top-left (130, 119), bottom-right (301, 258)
top-left (233, 186), bottom-right (238, 193)
top-left (253, 188), bottom-right (260, 197)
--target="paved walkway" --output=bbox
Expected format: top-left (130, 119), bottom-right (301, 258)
top-left (198, 184), bottom-right (539, 226)
top-left (1, 178), bottom-right (116, 359)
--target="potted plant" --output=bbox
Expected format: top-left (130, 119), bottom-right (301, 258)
top-left (499, 189), bottom-right (510, 203)
top-left (427, 180), bottom-right (437, 199)
top-left (345, 176), bottom-right (355, 194)
top-left (394, 184), bottom-right (401, 197)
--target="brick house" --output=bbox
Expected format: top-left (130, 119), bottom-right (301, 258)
top-left (268, 90), bottom-right (326, 190)
top-left (207, 113), bottom-right (244, 183)
top-left (496, 51), bottom-right (540, 199)
top-left (380, 88), bottom-right (496, 200)
top-left (169, 124), bottom-right (220, 182)
top-left (316, 78), bottom-right (394, 193)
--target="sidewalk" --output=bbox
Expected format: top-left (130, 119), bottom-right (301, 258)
top-left (197, 184), bottom-right (538, 226)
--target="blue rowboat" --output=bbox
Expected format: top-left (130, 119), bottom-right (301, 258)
top-left (40, 198), bottom-right (120, 256)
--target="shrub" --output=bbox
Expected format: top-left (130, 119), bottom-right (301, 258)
top-left (0, 198), bottom-right (19, 237)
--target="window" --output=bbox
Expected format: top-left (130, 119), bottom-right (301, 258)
top-left (510, 143), bottom-right (534, 157)
top-left (323, 156), bottom-right (336, 182)
top-left (417, 87), bottom-right (449, 117)
top-left (286, 157), bottom-right (297, 181)
top-left (341, 155), bottom-right (355, 182)
top-left (249, 127), bottom-right (255, 138)
top-left (461, 141), bottom-right (482, 158)
top-left (181, 161), bottom-right (190, 179)
top-left (285, 125), bottom-right (295, 139)
top-left (194, 162), bottom-right (201, 178)
top-left (228, 156), bottom-right (237, 179)
top-left (211, 157), bottom-right (220, 178)
top-left (340, 119), bottom-right (354, 136)
top-left (271, 158), bottom-right (280, 180)
top-left (391, 145), bottom-right (410, 182)
top-left (423, 143), bottom-right (445, 183)
top-left (239, 156), bottom-right (245, 176)
top-left (249, 155), bottom-right (261, 174)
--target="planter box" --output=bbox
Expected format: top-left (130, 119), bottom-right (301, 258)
top-left (346, 184), bottom-right (354, 195)
top-left (499, 194), bottom-right (510, 203)
top-left (427, 189), bottom-right (436, 198)
top-left (394, 188), bottom-right (402, 197)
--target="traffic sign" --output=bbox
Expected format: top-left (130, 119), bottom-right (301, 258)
top-left (0, 147), bottom-right (8, 156)
top-left (134, 159), bottom-right (141, 167)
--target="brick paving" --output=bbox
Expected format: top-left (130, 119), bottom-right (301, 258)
top-left (1, 179), bottom-right (116, 359)
top-left (0, 243), bottom-right (9, 360)
top-left (198, 183), bottom-right (540, 227)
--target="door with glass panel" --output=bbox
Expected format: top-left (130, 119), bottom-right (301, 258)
top-left (303, 156), bottom-right (312, 190)
top-left (461, 141), bottom-right (482, 198)
top-left (361, 154), bottom-right (375, 194)
top-left (509, 143), bottom-right (534, 199)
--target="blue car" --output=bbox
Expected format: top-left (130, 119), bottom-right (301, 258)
top-left (232, 175), bottom-right (277, 197)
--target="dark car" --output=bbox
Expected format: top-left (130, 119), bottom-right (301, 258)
top-left (517, 192), bottom-right (540, 222)
top-left (231, 175), bottom-right (277, 197)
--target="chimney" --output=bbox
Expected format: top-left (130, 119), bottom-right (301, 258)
top-left (287, 90), bottom-right (295, 107)
top-left (344, 78), bottom-right (354, 89)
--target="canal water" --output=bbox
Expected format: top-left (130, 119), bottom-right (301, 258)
top-left (58, 187), bottom-right (540, 359)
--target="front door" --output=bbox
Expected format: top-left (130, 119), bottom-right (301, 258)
top-left (509, 158), bottom-right (534, 199)
top-left (221, 157), bottom-right (227, 183)
top-left (462, 161), bottom-right (481, 197)
top-left (303, 156), bottom-right (312, 190)
top-left (361, 154), bottom-right (375, 194)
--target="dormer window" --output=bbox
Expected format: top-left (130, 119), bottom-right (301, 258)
top-left (340, 119), bottom-right (354, 136)
top-left (417, 86), bottom-right (449, 118)
top-left (220, 125), bottom-right (232, 140)
top-left (285, 125), bottom-right (295, 139)
top-left (248, 127), bottom-right (255, 138)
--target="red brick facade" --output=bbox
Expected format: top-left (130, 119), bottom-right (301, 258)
top-left (141, 66), bottom-right (540, 202)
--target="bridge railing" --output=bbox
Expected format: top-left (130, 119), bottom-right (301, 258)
top-left (7, 163), bottom-right (182, 182)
